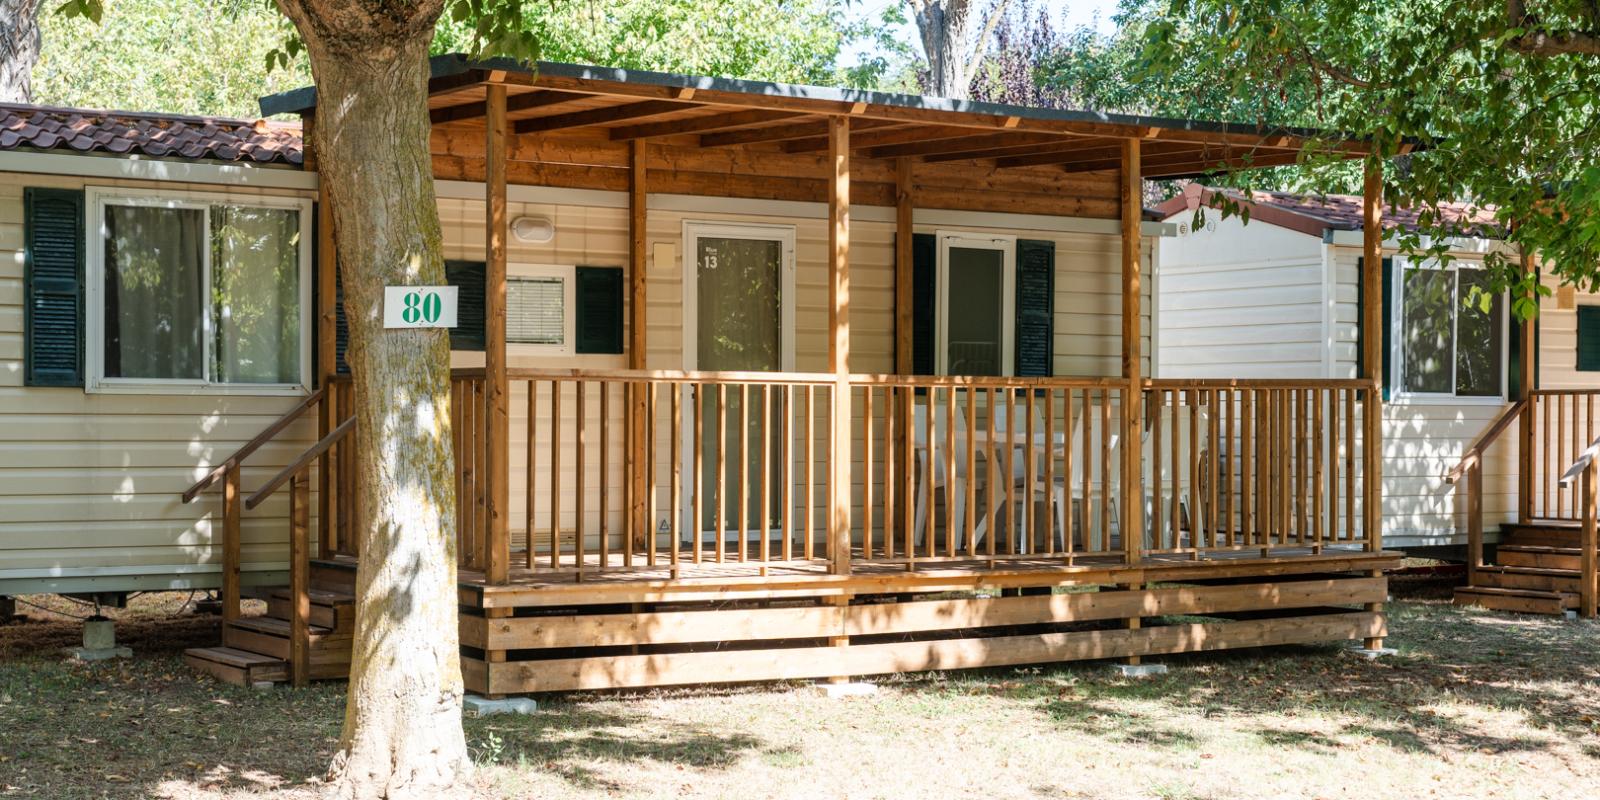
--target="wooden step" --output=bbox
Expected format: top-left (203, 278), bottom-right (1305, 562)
top-left (1496, 545), bottom-right (1583, 571)
top-left (223, 617), bottom-right (351, 666)
top-left (1453, 586), bottom-right (1578, 615)
top-left (183, 646), bottom-right (287, 686)
top-left (1500, 522), bottom-right (1583, 549)
top-left (264, 588), bottom-right (353, 632)
top-left (1472, 565), bottom-right (1583, 593)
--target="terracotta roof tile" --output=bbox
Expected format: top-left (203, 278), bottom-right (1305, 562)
top-left (0, 103), bottom-right (303, 166)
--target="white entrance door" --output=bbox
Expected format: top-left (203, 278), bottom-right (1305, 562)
top-left (682, 222), bottom-right (796, 542)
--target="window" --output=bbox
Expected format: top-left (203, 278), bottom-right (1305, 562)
top-left (505, 264), bottom-right (575, 354)
top-left (1393, 258), bottom-right (1506, 399)
top-left (936, 233), bottom-right (1014, 376)
top-left (86, 189), bottom-right (312, 393)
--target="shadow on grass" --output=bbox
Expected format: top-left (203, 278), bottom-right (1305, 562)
top-left (469, 703), bottom-right (776, 791)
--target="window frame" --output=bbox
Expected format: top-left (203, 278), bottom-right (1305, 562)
top-left (1388, 256), bottom-right (1509, 404)
top-left (935, 231), bottom-right (1016, 377)
top-left (505, 262), bottom-right (576, 356)
top-left (84, 186), bottom-right (314, 396)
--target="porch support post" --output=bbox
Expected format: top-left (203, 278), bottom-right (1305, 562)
top-left (894, 158), bottom-right (913, 373)
top-left (1360, 158), bottom-right (1385, 650)
top-left (1517, 245), bottom-right (1538, 523)
top-left (828, 116), bottom-right (853, 577)
top-left (307, 113), bottom-right (337, 558)
top-left (1119, 139), bottom-right (1143, 565)
top-left (629, 139), bottom-right (650, 555)
top-left (484, 84), bottom-right (510, 584)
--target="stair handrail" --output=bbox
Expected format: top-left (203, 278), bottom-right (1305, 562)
top-left (182, 386), bottom-right (327, 503)
top-left (236, 415), bottom-right (356, 688)
top-left (247, 417), bottom-right (356, 510)
top-left (1444, 397), bottom-right (1527, 485)
top-left (1557, 433), bottom-right (1600, 620)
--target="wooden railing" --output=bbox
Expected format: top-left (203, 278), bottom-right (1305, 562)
top-left (1528, 390), bottom-right (1600, 522)
top-left (180, 386), bottom-right (329, 624)
top-left (1143, 380), bottom-right (1378, 556)
top-left (448, 368), bottom-right (1377, 580)
top-left (1556, 433), bottom-right (1600, 618)
top-left (1445, 398), bottom-right (1528, 583)
top-left (243, 417), bottom-right (355, 685)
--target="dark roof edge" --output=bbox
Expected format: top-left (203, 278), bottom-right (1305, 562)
top-left (3, 101), bottom-right (295, 129)
top-left (260, 54), bottom-right (1361, 144)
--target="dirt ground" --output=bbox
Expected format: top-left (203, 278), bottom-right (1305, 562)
top-left (1, 575), bottom-right (1596, 800)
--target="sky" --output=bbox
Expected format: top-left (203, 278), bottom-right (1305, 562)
top-left (844, 0), bottom-right (1123, 67)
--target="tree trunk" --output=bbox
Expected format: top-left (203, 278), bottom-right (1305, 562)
top-left (0, 0), bottom-right (44, 103)
top-left (272, 3), bottom-right (468, 799)
top-left (911, 0), bottom-right (974, 100)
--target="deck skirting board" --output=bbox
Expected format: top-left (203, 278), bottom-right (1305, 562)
top-left (463, 610), bottom-right (1385, 694)
top-left (460, 576), bottom-right (1386, 651)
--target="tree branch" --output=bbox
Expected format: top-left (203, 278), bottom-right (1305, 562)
top-left (1505, 0), bottom-right (1600, 56)
top-left (963, 0), bottom-right (1011, 90)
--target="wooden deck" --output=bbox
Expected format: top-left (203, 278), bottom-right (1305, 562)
top-left (306, 545), bottom-right (1400, 696)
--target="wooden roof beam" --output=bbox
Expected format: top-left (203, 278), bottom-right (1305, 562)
top-left (1057, 146), bottom-right (1303, 176)
top-left (920, 137), bottom-right (1120, 163)
top-left (699, 117), bottom-right (900, 148)
top-left (784, 124), bottom-right (983, 154)
top-left (431, 89), bottom-right (590, 125)
top-left (609, 109), bottom-right (806, 140)
top-left (513, 99), bottom-right (697, 135)
top-left (863, 131), bottom-right (1076, 160)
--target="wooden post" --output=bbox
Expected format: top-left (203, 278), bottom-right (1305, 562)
top-left (894, 158), bottom-right (913, 374)
top-left (828, 116), bottom-right (852, 577)
top-left (289, 471), bottom-right (311, 687)
top-left (1120, 139), bottom-right (1144, 564)
top-left (1467, 463), bottom-right (1482, 586)
top-left (222, 468), bottom-right (241, 623)
top-left (305, 115), bottom-right (338, 559)
top-left (484, 84), bottom-right (511, 585)
top-left (629, 140), bottom-right (651, 554)
top-left (1582, 462), bottom-right (1597, 619)
top-left (1518, 246), bottom-right (1538, 523)
top-left (1360, 158), bottom-right (1385, 650)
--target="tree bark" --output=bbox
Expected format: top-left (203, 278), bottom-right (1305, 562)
top-left (272, 2), bottom-right (469, 799)
top-left (0, 0), bottom-right (44, 103)
top-left (910, 0), bottom-right (974, 99)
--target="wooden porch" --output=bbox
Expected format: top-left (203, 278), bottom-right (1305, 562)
top-left (184, 57), bottom-right (1401, 692)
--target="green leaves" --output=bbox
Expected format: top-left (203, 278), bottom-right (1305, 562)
top-left (54, 0), bottom-right (102, 23)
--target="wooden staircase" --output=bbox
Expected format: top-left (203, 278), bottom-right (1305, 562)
top-left (1454, 523), bottom-right (1585, 615)
top-left (184, 571), bottom-right (356, 687)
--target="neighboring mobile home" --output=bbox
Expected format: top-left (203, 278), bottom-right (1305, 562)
top-left (1157, 185), bottom-right (1600, 613)
top-left (5, 55), bottom-right (1484, 693)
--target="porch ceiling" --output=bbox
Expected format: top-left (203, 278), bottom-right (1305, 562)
top-left (265, 55), bottom-right (1385, 219)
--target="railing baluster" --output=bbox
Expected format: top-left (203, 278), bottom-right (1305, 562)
top-left (671, 382), bottom-right (681, 570)
top-left (577, 381), bottom-right (587, 575)
top-left (945, 386), bottom-right (958, 558)
top-left (693, 382), bottom-right (704, 564)
top-left (647, 381), bottom-right (659, 567)
top-left (965, 386), bottom-right (978, 557)
top-left (761, 384), bottom-right (772, 564)
top-left (782, 384), bottom-right (794, 562)
top-left (600, 381), bottom-right (610, 570)
top-left (863, 386), bottom-right (874, 560)
top-left (549, 380), bottom-right (561, 570)
top-left (717, 384), bottom-right (727, 563)
top-left (805, 384), bottom-right (815, 561)
top-left (1042, 387), bottom-right (1055, 556)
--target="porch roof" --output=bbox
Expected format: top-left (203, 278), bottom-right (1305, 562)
top-left (260, 55), bottom-right (1383, 216)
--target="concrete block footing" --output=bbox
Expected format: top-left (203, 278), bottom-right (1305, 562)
top-left (811, 682), bottom-right (878, 698)
top-left (69, 646), bottom-right (132, 661)
top-left (463, 695), bottom-right (539, 717)
top-left (1347, 646), bottom-right (1398, 660)
top-left (1564, 610), bottom-right (1579, 622)
top-left (66, 618), bottom-right (130, 660)
top-left (1109, 663), bottom-right (1168, 678)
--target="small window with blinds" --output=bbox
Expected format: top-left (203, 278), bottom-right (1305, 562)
top-left (506, 265), bottom-right (576, 355)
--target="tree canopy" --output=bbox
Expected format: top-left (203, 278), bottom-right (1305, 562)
top-left (33, 0), bottom-right (890, 118)
top-left (1134, 0), bottom-right (1600, 311)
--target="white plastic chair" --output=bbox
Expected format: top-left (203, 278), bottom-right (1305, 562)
top-left (911, 395), bottom-right (972, 549)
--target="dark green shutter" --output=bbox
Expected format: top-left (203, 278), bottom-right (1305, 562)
top-left (1577, 305), bottom-right (1600, 372)
top-left (1014, 239), bottom-right (1055, 377)
top-left (23, 187), bottom-right (85, 387)
top-left (1356, 256), bottom-right (1395, 400)
top-left (446, 259), bottom-right (486, 351)
top-left (574, 265), bottom-right (625, 354)
top-left (911, 233), bottom-right (936, 375)
top-left (1508, 313), bottom-right (1527, 397)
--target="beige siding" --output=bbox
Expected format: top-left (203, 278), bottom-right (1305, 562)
top-left (1157, 211), bottom-right (1328, 378)
top-left (1537, 272), bottom-right (1600, 390)
top-left (0, 170), bottom-right (319, 591)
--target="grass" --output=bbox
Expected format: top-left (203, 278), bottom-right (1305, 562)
top-left (1, 577), bottom-right (1597, 799)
